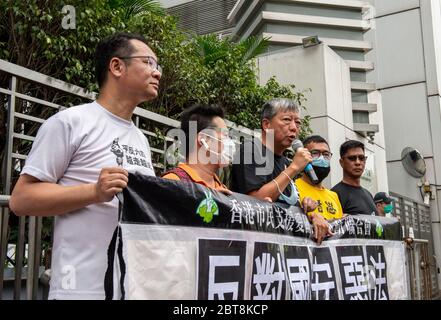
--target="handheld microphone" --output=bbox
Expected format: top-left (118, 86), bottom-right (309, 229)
top-left (292, 139), bottom-right (319, 185)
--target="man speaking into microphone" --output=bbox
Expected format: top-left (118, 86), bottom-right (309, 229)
top-left (231, 98), bottom-right (332, 244)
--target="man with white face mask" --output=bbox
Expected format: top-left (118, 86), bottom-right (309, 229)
top-left (295, 135), bottom-right (343, 221)
top-left (162, 104), bottom-right (233, 192)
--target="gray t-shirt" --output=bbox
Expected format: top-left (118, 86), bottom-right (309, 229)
top-left (22, 101), bottom-right (155, 299)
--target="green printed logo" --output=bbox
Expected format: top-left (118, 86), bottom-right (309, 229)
top-left (196, 191), bottom-right (219, 223)
top-left (375, 220), bottom-right (383, 237)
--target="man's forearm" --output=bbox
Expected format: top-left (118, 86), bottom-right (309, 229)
top-left (248, 165), bottom-right (301, 201)
top-left (10, 182), bottom-right (99, 216)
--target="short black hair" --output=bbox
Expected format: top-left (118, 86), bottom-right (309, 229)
top-left (180, 104), bottom-right (225, 158)
top-left (340, 140), bottom-right (365, 158)
top-left (95, 32), bottom-right (149, 88)
top-left (303, 135), bottom-right (329, 148)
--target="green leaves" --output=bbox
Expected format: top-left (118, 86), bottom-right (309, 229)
top-left (1, 0), bottom-right (311, 133)
top-left (195, 34), bottom-right (230, 65)
top-left (238, 36), bottom-right (270, 65)
top-left (194, 34), bottom-right (269, 67)
top-left (124, 0), bottom-right (165, 19)
top-left (108, 0), bottom-right (165, 23)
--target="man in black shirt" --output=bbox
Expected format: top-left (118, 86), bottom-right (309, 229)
top-left (331, 140), bottom-right (377, 215)
top-left (231, 98), bottom-right (333, 243)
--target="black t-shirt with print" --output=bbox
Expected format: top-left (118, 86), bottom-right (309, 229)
top-left (231, 138), bottom-right (297, 205)
top-left (331, 181), bottom-right (378, 215)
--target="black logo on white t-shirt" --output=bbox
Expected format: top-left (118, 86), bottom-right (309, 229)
top-left (110, 137), bottom-right (153, 169)
top-left (110, 138), bottom-right (124, 166)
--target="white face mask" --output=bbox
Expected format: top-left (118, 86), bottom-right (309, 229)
top-left (200, 133), bottom-right (236, 165)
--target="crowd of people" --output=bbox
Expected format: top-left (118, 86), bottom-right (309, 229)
top-left (9, 32), bottom-right (395, 299)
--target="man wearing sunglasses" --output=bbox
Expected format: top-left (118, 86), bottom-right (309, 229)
top-left (295, 135), bottom-right (343, 221)
top-left (331, 140), bottom-right (378, 216)
top-left (10, 32), bottom-right (161, 299)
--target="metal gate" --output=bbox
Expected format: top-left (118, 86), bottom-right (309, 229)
top-left (391, 192), bottom-right (440, 300)
top-left (405, 239), bottom-right (435, 299)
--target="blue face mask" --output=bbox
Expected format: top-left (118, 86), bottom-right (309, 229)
top-left (311, 156), bottom-right (330, 168)
top-left (278, 180), bottom-right (299, 206)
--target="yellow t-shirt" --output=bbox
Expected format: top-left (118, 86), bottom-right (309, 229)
top-left (295, 177), bottom-right (343, 220)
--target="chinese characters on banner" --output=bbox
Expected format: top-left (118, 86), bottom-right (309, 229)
top-left (311, 247), bottom-right (338, 300)
top-left (198, 241), bottom-right (389, 300)
top-left (116, 174), bottom-right (403, 300)
top-left (197, 239), bottom-right (246, 300)
top-left (251, 242), bottom-right (287, 300)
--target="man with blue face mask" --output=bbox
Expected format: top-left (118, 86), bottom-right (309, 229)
top-left (295, 135), bottom-right (344, 220)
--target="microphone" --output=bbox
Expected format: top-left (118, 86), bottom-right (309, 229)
top-left (292, 139), bottom-right (319, 185)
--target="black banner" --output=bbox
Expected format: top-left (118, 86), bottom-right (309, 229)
top-left (311, 247), bottom-right (338, 300)
top-left (197, 239), bottom-right (247, 300)
top-left (366, 245), bottom-right (389, 300)
top-left (336, 245), bottom-right (369, 300)
top-left (251, 242), bottom-right (287, 300)
top-left (107, 173), bottom-right (408, 300)
top-left (284, 245), bottom-right (311, 300)
top-left (123, 173), bottom-right (402, 240)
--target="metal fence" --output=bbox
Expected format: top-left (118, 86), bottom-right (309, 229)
top-left (390, 192), bottom-right (440, 299)
top-left (0, 59), bottom-right (256, 299)
top-left (405, 239), bottom-right (434, 300)
top-left (0, 195), bottom-right (46, 300)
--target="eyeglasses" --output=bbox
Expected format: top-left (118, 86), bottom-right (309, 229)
top-left (118, 55), bottom-right (162, 74)
top-left (344, 155), bottom-right (368, 162)
top-left (310, 150), bottom-right (332, 160)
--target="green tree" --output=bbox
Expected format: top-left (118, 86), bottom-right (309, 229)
top-left (0, 0), bottom-right (312, 178)
top-left (108, 0), bottom-right (165, 21)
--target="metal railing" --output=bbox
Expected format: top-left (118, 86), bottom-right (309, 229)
top-left (0, 59), bottom-right (255, 299)
top-left (0, 195), bottom-right (9, 299)
top-left (0, 59), bottom-right (100, 300)
top-left (405, 239), bottom-right (434, 300)
top-left (391, 192), bottom-right (440, 299)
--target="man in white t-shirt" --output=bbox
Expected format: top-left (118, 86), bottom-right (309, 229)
top-left (9, 32), bottom-right (162, 299)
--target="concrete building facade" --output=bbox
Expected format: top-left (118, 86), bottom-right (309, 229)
top-left (366, 0), bottom-right (441, 285)
top-left (228, 0), bottom-right (379, 137)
